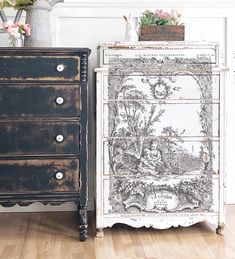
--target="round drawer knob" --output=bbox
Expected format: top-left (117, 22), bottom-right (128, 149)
top-left (56, 64), bottom-right (65, 72)
top-left (55, 172), bottom-right (64, 180)
top-left (56, 97), bottom-right (64, 105)
top-left (56, 135), bottom-right (64, 142)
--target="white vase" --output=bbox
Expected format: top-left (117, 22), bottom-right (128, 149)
top-left (9, 36), bottom-right (24, 47)
top-left (24, 0), bottom-right (64, 47)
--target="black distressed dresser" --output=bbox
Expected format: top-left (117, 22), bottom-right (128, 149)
top-left (0, 48), bottom-right (90, 241)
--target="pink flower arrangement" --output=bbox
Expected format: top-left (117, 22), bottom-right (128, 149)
top-left (140, 9), bottom-right (182, 26)
top-left (155, 9), bottom-right (171, 20)
top-left (2, 20), bottom-right (31, 39)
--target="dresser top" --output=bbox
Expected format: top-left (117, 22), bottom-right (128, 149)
top-left (98, 41), bottom-right (218, 49)
top-left (0, 47), bottom-right (91, 56)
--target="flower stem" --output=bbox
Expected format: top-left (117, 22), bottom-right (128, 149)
top-left (0, 10), bottom-right (7, 22)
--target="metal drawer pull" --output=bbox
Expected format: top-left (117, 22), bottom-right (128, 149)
top-left (56, 97), bottom-right (64, 105)
top-left (56, 134), bottom-right (64, 142)
top-left (55, 172), bottom-right (64, 180)
top-left (56, 64), bottom-right (65, 72)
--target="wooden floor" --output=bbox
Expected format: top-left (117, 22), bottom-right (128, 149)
top-left (0, 206), bottom-right (234, 259)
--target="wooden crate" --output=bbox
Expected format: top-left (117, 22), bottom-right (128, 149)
top-left (139, 25), bottom-right (185, 41)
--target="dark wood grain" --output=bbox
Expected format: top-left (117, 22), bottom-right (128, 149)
top-left (0, 56), bottom-right (80, 80)
top-left (140, 25), bottom-right (185, 41)
top-left (0, 121), bottom-right (80, 155)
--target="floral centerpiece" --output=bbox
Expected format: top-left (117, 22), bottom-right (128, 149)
top-left (139, 9), bottom-right (182, 26)
top-left (1, 0), bottom-right (64, 47)
top-left (22, 0), bottom-right (64, 47)
top-left (139, 9), bottom-right (184, 41)
top-left (0, 0), bottom-right (34, 46)
top-left (2, 20), bottom-right (31, 46)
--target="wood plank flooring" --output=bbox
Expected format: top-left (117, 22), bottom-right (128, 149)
top-left (0, 205), bottom-right (234, 259)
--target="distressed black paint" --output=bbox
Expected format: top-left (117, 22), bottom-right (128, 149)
top-left (0, 122), bottom-right (80, 155)
top-left (0, 84), bottom-right (80, 117)
top-left (0, 48), bottom-right (90, 241)
top-left (0, 159), bottom-right (79, 193)
top-left (0, 57), bottom-right (79, 80)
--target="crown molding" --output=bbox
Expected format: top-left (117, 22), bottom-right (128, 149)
top-left (62, 0), bottom-right (235, 9)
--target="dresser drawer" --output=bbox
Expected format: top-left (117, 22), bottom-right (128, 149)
top-left (100, 42), bottom-right (218, 66)
top-left (103, 140), bottom-right (219, 176)
top-left (0, 56), bottom-right (80, 81)
top-left (0, 84), bottom-right (80, 118)
top-left (0, 159), bottom-right (79, 193)
top-left (103, 74), bottom-right (220, 101)
top-left (103, 176), bottom-right (219, 214)
top-left (104, 102), bottom-right (219, 137)
top-left (0, 122), bottom-right (80, 155)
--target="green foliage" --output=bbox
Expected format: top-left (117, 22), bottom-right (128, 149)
top-left (139, 10), bottom-right (157, 26)
top-left (14, 0), bottom-right (36, 8)
top-left (0, 0), bottom-right (14, 9)
top-left (0, 0), bottom-right (36, 9)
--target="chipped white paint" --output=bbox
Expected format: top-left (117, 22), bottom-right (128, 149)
top-left (95, 41), bottom-right (226, 236)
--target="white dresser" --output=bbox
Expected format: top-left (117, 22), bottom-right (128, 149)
top-left (95, 42), bottom-right (226, 237)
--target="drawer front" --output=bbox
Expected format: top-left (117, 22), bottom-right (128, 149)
top-left (0, 122), bottom-right (80, 155)
top-left (103, 176), bottom-right (219, 215)
top-left (101, 44), bottom-right (218, 65)
top-left (103, 140), bottom-right (219, 176)
top-left (104, 102), bottom-right (219, 137)
top-left (0, 56), bottom-right (80, 81)
top-left (103, 74), bottom-right (220, 101)
top-left (0, 84), bottom-right (80, 118)
top-left (0, 159), bottom-right (79, 193)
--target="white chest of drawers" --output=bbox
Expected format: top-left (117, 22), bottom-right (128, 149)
top-left (95, 42), bottom-right (226, 237)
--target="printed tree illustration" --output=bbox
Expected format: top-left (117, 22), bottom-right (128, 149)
top-left (108, 74), bottom-right (167, 175)
top-left (158, 126), bottom-right (184, 173)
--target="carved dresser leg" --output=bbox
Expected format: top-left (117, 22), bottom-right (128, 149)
top-left (96, 228), bottom-right (104, 238)
top-left (216, 224), bottom-right (225, 235)
top-left (78, 207), bottom-right (88, 242)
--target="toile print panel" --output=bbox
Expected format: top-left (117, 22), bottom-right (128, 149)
top-left (102, 177), bottom-right (219, 214)
top-left (103, 74), bottom-right (220, 101)
top-left (103, 102), bottom-right (219, 138)
top-left (103, 140), bottom-right (219, 176)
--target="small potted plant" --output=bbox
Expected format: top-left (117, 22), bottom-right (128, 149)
top-left (139, 9), bottom-right (184, 41)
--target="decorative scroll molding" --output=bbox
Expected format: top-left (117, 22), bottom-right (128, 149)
top-left (102, 213), bottom-right (219, 229)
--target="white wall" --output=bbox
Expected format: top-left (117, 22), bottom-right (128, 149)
top-left (0, 0), bottom-right (235, 212)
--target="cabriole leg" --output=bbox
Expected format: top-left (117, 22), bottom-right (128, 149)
top-left (96, 228), bottom-right (104, 238)
top-left (216, 223), bottom-right (225, 235)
